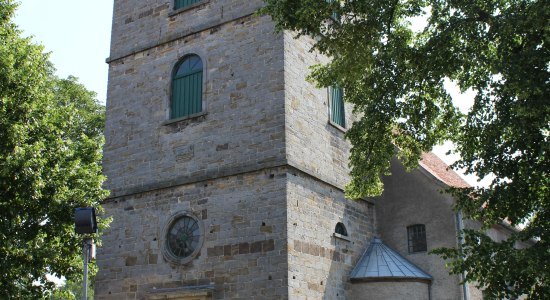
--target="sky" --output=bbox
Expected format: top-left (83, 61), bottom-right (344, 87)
top-left (14, 0), bottom-right (114, 104)
top-left (12, 1), bottom-right (487, 187)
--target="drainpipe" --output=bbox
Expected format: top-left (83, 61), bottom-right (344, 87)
top-left (456, 211), bottom-right (470, 300)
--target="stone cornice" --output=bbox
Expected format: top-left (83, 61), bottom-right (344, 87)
top-left (103, 160), bottom-right (373, 205)
top-left (106, 13), bottom-right (256, 64)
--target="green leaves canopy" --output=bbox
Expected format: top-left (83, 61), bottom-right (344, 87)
top-left (262, 0), bottom-right (549, 298)
top-left (0, 1), bottom-right (108, 298)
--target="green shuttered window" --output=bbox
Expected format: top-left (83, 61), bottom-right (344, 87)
top-left (171, 55), bottom-right (203, 119)
top-left (329, 86), bottom-right (345, 128)
top-left (174, 0), bottom-right (202, 10)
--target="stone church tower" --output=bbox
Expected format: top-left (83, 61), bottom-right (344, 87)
top-left (98, 1), bottom-right (523, 299)
top-left (97, 0), bottom-right (375, 299)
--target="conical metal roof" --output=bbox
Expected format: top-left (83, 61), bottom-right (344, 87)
top-left (350, 238), bottom-right (432, 283)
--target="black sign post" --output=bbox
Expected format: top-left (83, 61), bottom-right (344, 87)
top-left (74, 207), bottom-right (97, 300)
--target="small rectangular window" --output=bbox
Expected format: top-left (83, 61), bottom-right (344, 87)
top-left (329, 86), bottom-right (345, 128)
top-left (174, 0), bottom-right (202, 10)
top-left (407, 224), bottom-right (427, 253)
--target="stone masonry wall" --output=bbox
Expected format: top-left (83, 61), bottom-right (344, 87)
top-left (282, 31), bottom-right (376, 299)
top-left (286, 171), bottom-right (375, 299)
top-left (109, 0), bottom-right (266, 60)
top-left (349, 281), bottom-right (430, 300)
top-left (96, 167), bottom-right (288, 299)
top-left (284, 31), bottom-right (356, 191)
top-left (102, 1), bottom-right (377, 299)
top-left (103, 12), bottom-right (285, 198)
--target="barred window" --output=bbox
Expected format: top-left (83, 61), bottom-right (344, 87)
top-left (407, 224), bottom-right (427, 253)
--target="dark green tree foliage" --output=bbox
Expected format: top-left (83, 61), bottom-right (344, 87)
top-left (262, 0), bottom-right (549, 298)
top-left (52, 277), bottom-right (94, 300)
top-left (0, 1), bottom-right (108, 298)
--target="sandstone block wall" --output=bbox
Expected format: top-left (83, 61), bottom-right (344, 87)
top-left (96, 167), bottom-right (289, 299)
top-left (101, 0), bottom-right (377, 299)
top-left (109, 0), bottom-right (265, 60)
top-left (103, 12), bottom-right (285, 198)
top-left (286, 172), bottom-right (375, 299)
top-left (283, 32), bottom-right (357, 191)
top-left (282, 28), bottom-right (376, 300)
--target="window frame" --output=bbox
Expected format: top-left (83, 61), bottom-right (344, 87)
top-left (162, 211), bottom-right (205, 265)
top-left (167, 54), bottom-right (207, 123)
top-left (173, 0), bottom-right (204, 11)
top-left (335, 222), bottom-right (348, 236)
top-left (169, 0), bottom-right (209, 17)
top-left (328, 86), bottom-right (346, 131)
top-left (333, 222), bottom-right (351, 241)
top-left (407, 224), bottom-right (427, 253)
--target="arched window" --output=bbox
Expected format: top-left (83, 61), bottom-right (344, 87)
top-left (329, 86), bottom-right (345, 128)
top-left (171, 55), bottom-right (203, 119)
top-left (407, 224), bottom-right (427, 253)
top-left (335, 222), bottom-right (348, 236)
top-left (174, 0), bottom-right (202, 10)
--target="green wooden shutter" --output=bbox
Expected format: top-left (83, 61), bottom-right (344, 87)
top-left (171, 70), bottom-right (202, 119)
top-left (330, 86), bottom-right (345, 127)
top-left (171, 55), bottom-right (203, 119)
top-left (175, 0), bottom-right (202, 10)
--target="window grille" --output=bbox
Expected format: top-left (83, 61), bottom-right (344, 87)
top-left (407, 224), bottom-right (427, 253)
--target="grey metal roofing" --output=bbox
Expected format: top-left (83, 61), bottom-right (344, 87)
top-left (350, 238), bottom-right (432, 283)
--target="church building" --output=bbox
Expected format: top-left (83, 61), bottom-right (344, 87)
top-left (96, 1), bottom-right (518, 299)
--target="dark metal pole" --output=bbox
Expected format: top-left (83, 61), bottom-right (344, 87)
top-left (82, 238), bottom-right (92, 300)
top-left (75, 207), bottom-right (97, 300)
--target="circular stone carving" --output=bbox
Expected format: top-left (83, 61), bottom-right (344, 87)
top-left (163, 212), bottom-right (204, 264)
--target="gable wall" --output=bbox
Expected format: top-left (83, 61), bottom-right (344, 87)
top-left (376, 158), bottom-right (464, 300)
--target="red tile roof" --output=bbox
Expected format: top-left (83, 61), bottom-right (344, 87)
top-left (419, 152), bottom-right (470, 188)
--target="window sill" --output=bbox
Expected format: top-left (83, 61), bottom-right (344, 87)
top-left (168, 1), bottom-right (209, 17)
top-left (162, 111), bottom-right (208, 126)
top-left (333, 233), bottom-right (351, 242)
top-left (408, 250), bottom-right (428, 255)
top-left (328, 120), bottom-right (347, 133)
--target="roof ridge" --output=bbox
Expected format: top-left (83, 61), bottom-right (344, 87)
top-left (419, 152), bottom-right (470, 188)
